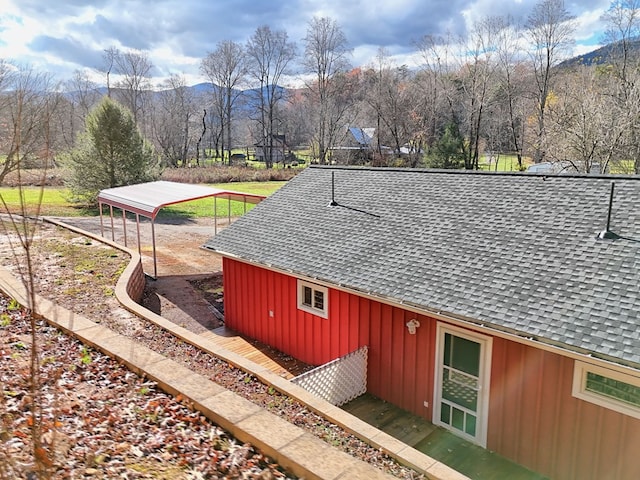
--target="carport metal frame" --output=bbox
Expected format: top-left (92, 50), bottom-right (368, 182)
top-left (97, 180), bottom-right (265, 278)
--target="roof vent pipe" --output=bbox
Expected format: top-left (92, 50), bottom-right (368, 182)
top-left (329, 171), bottom-right (338, 206)
top-left (598, 182), bottom-right (619, 240)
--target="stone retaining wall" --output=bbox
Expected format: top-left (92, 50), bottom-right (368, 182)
top-left (125, 259), bottom-right (145, 302)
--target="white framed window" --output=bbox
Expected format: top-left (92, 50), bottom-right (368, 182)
top-left (297, 280), bottom-right (328, 318)
top-left (572, 361), bottom-right (640, 420)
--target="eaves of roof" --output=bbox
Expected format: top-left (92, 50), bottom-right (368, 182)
top-left (204, 166), bottom-right (640, 369)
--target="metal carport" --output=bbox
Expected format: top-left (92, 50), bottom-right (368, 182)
top-left (97, 180), bottom-right (265, 278)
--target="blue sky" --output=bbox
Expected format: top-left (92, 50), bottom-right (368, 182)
top-left (0, 0), bottom-right (612, 87)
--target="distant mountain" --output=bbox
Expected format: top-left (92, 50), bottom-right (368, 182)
top-left (66, 82), bottom-right (290, 114)
top-left (180, 82), bottom-right (288, 112)
top-left (558, 38), bottom-right (640, 68)
top-left (183, 82), bottom-right (286, 99)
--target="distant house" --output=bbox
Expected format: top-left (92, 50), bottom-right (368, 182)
top-left (254, 135), bottom-right (287, 164)
top-left (330, 127), bottom-right (383, 164)
top-left (346, 127), bottom-right (375, 148)
top-left (204, 166), bottom-right (640, 479)
top-left (229, 153), bottom-right (247, 166)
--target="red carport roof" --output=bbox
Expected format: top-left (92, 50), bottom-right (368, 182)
top-left (97, 180), bottom-right (265, 219)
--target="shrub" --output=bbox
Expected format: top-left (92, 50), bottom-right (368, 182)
top-left (160, 165), bottom-right (300, 184)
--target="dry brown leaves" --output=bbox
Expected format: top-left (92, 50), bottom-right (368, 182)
top-left (0, 219), bottom-right (424, 479)
top-left (0, 294), bottom-right (292, 479)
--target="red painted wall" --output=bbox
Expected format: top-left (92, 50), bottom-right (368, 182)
top-left (222, 257), bottom-right (437, 417)
top-left (489, 336), bottom-right (640, 480)
top-left (222, 258), bottom-right (640, 479)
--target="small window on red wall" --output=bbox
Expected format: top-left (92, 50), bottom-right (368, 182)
top-left (297, 280), bottom-right (328, 318)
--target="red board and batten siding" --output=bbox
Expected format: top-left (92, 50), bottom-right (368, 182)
top-left (222, 257), bottom-right (640, 480)
top-left (489, 336), bottom-right (640, 480)
top-left (222, 257), bottom-right (436, 417)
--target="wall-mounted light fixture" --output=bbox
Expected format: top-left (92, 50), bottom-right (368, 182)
top-left (406, 319), bottom-right (420, 335)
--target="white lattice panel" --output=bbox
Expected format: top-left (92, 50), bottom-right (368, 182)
top-left (291, 346), bottom-right (368, 406)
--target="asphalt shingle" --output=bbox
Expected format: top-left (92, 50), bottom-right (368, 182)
top-left (204, 166), bottom-right (640, 367)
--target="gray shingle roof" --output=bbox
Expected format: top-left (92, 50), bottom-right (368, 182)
top-left (204, 166), bottom-right (640, 367)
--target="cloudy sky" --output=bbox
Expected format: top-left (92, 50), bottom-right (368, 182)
top-left (1, 0), bottom-right (613, 87)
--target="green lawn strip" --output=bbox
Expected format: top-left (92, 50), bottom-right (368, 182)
top-left (0, 181), bottom-right (286, 218)
top-left (609, 159), bottom-right (635, 174)
top-left (478, 154), bottom-right (530, 172)
top-left (0, 186), bottom-right (94, 217)
top-left (159, 181), bottom-right (286, 218)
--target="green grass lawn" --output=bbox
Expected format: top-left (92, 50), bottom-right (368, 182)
top-left (478, 154), bottom-right (530, 172)
top-left (0, 181), bottom-right (287, 218)
top-left (160, 181), bottom-right (286, 218)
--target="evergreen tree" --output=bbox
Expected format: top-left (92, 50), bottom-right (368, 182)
top-left (427, 122), bottom-right (466, 169)
top-left (64, 96), bottom-right (159, 204)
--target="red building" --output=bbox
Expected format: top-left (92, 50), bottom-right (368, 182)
top-left (204, 166), bottom-right (640, 479)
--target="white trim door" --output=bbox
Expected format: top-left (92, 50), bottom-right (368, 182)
top-left (434, 323), bottom-right (492, 447)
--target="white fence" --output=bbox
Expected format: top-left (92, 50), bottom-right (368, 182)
top-left (291, 346), bottom-right (368, 406)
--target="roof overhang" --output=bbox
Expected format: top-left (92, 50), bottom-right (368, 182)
top-left (212, 251), bottom-right (640, 376)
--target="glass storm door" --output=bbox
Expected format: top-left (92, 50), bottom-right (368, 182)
top-left (435, 325), bottom-right (491, 446)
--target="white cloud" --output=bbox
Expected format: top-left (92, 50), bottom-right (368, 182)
top-left (0, 0), bottom-right (620, 85)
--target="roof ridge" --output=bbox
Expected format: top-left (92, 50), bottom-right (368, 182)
top-left (308, 165), bottom-right (640, 181)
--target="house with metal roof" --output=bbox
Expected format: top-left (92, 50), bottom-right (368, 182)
top-left (329, 127), bottom-right (380, 164)
top-left (203, 165), bottom-right (640, 479)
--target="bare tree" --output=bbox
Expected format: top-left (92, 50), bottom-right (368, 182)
top-left (547, 67), bottom-right (617, 173)
top-left (602, 0), bottom-right (640, 173)
top-left (403, 70), bottom-right (439, 166)
top-left (245, 25), bottom-right (297, 168)
top-left (456, 17), bottom-right (502, 170)
top-left (151, 74), bottom-right (198, 167)
top-left (0, 63), bottom-right (57, 479)
top-left (602, 0), bottom-right (640, 96)
top-left (303, 16), bottom-right (352, 164)
top-left (60, 70), bottom-right (102, 150)
top-left (100, 46), bottom-right (154, 135)
top-left (418, 24), bottom-right (498, 170)
top-left (417, 33), bottom-right (465, 161)
top-left (365, 49), bottom-right (414, 164)
top-left (407, 42), bottom-right (450, 165)
top-left (201, 41), bottom-right (248, 164)
top-left (114, 49), bottom-right (153, 129)
top-left (102, 46), bottom-right (117, 98)
top-left (525, 0), bottom-right (576, 163)
top-left (279, 89), bottom-right (313, 154)
top-left (491, 15), bottom-right (528, 170)
top-left (0, 63), bottom-right (59, 185)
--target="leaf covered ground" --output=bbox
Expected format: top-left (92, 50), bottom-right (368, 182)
top-left (0, 218), bottom-right (424, 479)
top-left (0, 293), bottom-right (295, 479)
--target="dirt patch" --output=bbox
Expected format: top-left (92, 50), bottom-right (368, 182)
top-left (49, 215), bottom-right (228, 334)
top-left (189, 275), bottom-right (225, 315)
top-left (141, 274), bottom-right (224, 334)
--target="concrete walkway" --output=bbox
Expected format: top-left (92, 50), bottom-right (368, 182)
top-left (0, 218), bottom-right (469, 480)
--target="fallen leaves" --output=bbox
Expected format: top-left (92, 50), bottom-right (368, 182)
top-left (0, 294), bottom-right (296, 479)
top-left (1, 219), bottom-right (424, 479)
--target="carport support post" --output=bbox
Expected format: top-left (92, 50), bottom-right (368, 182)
top-left (228, 197), bottom-right (231, 226)
top-left (135, 213), bottom-right (141, 256)
top-left (109, 205), bottom-right (115, 241)
top-left (214, 197), bottom-right (218, 236)
top-left (99, 202), bottom-right (104, 237)
top-left (121, 209), bottom-right (127, 247)
top-left (151, 218), bottom-right (157, 279)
